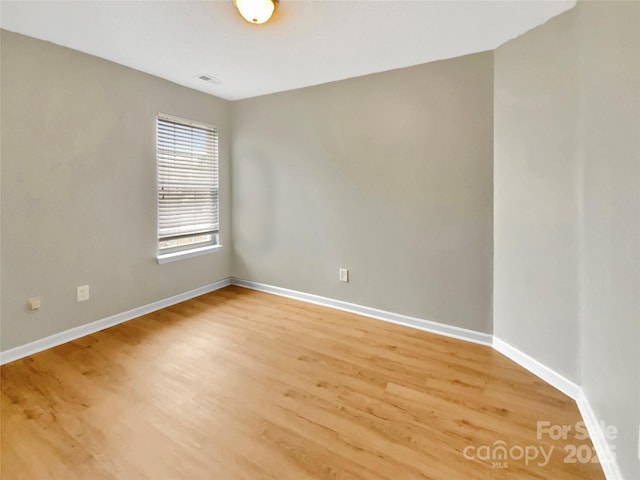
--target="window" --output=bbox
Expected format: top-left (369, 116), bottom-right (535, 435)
top-left (157, 113), bottom-right (219, 261)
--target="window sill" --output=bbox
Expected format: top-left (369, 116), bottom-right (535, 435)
top-left (157, 244), bottom-right (223, 264)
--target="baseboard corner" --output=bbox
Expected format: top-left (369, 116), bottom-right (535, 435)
top-left (492, 336), bottom-right (581, 400)
top-left (231, 277), bottom-right (493, 347)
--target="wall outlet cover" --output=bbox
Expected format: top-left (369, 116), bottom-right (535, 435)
top-left (339, 268), bottom-right (349, 282)
top-left (77, 285), bottom-right (90, 302)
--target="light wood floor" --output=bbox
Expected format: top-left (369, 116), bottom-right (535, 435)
top-left (1, 286), bottom-right (605, 479)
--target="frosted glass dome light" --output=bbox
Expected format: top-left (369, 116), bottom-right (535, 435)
top-left (234, 0), bottom-right (278, 25)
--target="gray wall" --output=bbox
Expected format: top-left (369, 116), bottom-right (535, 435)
top-left (578, 2), bottom-right (640, 479)
top-left (494, 2), bottom-right (640, 478)
top-left (231, 53), bottom-right (494, 333)
top-left (0, 31), bottom-right (232, 351)
top-left (494, 6), bottom-right (581, 381)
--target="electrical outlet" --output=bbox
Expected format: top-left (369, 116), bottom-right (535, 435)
top-left (339, 268), bottom-right (349, 283)
top-left (27, 296), bottom-right (41, 311)
top-left (77, 285), bottom-right (90, 302)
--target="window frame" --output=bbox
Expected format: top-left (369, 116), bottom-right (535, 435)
top-left (156, 112), bottom-right (221, 264)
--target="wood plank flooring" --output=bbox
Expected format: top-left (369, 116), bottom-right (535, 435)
top-left (1, 286), bottom-right (605, 479)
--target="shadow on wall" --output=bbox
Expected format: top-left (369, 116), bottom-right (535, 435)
top-left (233, 150), bottom-right (276, 260)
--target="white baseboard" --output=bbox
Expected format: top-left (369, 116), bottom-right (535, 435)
top-left (492, 337), bottom-right (623, 479)
top-left (492, 336), bottom-right (581, 399)
top-left (0, 276), bottom-right (623, 479)
top-left (576, 390), bottom-right (624, 480)
top-left (230, 278), bottom-right (493, 346)
top-left (0, 278), bottom-right (232, 365)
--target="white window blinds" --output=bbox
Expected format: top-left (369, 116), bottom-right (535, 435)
top-left (157, 114), bottom-right (219, 252)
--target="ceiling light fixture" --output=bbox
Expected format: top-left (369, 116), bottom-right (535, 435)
top-left (234, 0), bottom-right (278, 25)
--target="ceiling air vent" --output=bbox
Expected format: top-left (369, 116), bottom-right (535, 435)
top-left (196, 74), bottom-right (222, 85)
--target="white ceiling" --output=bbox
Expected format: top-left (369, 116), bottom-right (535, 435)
top-left (1, 0), bottom-right (575, 100)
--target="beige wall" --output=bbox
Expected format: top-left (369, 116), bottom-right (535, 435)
top-left (231, 52), bottom-right (494, 333)
top-left (0, 30), bottom-right (232, 350)
top-left (494, 2), bottom-right (640, 478)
